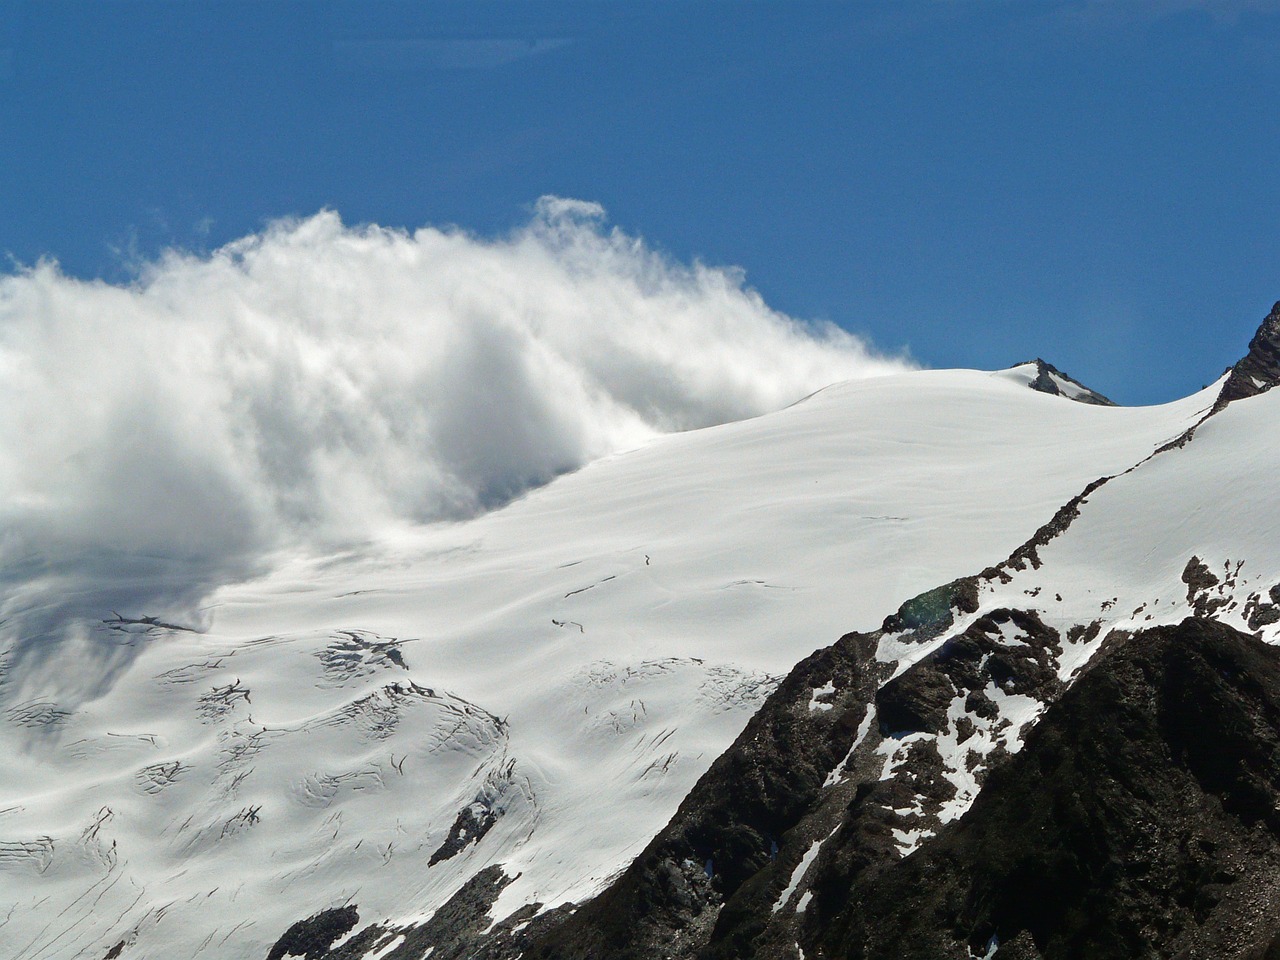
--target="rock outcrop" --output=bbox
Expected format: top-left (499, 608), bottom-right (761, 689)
top-left (1020, 358), bottom-right (1116, 406)
top-left (1216, 300), bottom-right (1280, 410)
top-left (521, 619), bottom-right (1280, 960)
top-left (808, 618), bottom-right (1280, 959)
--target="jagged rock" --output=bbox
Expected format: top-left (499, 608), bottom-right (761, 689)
top-left (878, 609), bottom-right (1062, 738)
top-left (1183, 556), bottom-right (1230, 618)
top-left (277, 865), bottom-right (548, 960)
top-left (1018, 358), bottom-right (1116, 406)
top-left (266, 906), bottom-right (359, 960)
top-left (1216, 301), bottom-right (1280, 410)
top-left (1246, 586), bottom-right (1280, 630)
top-left (429, 800), bottom-right (499, 865)
top-left (876, 665), bottom-right (955, 734)
top-left (881, 577), bottom-right (979, 636)
top-left (803, 618), bottom-right (1280, 960)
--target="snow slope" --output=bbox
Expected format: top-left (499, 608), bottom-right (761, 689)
top-left (694, 381), bottom-right (1280, 960)
top-left (0, 368), bottom-right (1217, 959)
top-left (838, 382), bottom-right (1280, 870)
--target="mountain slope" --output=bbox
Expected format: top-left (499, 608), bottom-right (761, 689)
top-left (817, 617), bottom-right (1280, 960)
top-left (517, 618), bottom-right (1280, 960)
top-left (491, 307), bottom-right (1280, 960)
top-left (2, 307), bottom-right (1273, 960)
top-left (1216, 300), bottom-right (1280, 409)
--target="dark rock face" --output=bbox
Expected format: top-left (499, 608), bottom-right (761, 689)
top-left (877, 608), bottom-right (1063, 737)
top-left (1246, 585), bottom-right (1280, 630)
top-left (266, 907), bottom-right (359, 960)
top-left (429, 800), bottom-right (499, 865)
top-left (1021, 359), bottom-right (1116, 406)
top-left (880, 576), bottom-right (979, 636)
top-left (276, 865), bottom-right (552, 960)
top-left (1183, 555), bottom-right (1234, 618)
top-left (688, 608), bottom-right (1067, 960)
top-left (804, 618), bottom-right (1280, 960)
top-left (1216, 301), bottom-right (1280, 410)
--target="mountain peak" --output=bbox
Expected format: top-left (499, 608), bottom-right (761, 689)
top-left (1002, 358), bottom-right (1116, 406)
top-left (1215, 300), bottom-right (1280, 410)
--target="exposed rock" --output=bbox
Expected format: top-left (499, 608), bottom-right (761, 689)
top-left (876, 665), bottom-right (955, 735)
top-left (266, 906), bottom-right (359, 960)
top-left (1182, 555), bottom-right (1220, 598)
top-left (271, 865), bottom-right (553, 960)
top-left (984, 476), bottom-right (1112, 580)
top-left (429, 799), bottom-right (499, 866)
top-left (1215, 301), bottom-right (1280, 410)
top-left (881, 577), bottom-right (979, 637)
top-left (804, 618), bottom-right (1280, 959)
top-left (878, 609), bottom-right (1063, 739)
top-left (1018, 358), bottom-right (1116, 406)
top-left (1183, 556), bottom-right (1230, 618)
top-left (1245, 587), bottom-right (1280, 631)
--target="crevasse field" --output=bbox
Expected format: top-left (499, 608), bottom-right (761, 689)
top-left (9, 355), bottom-right (1261, 959)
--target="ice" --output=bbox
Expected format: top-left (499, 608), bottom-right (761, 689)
top-left (0, 367), bottom-right (1231, 958)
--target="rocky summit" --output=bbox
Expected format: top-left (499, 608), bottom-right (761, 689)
top-left (1019, 358), bottom-right (1117, 406)
top-left (1217, 301), bottom-right (1280, 410)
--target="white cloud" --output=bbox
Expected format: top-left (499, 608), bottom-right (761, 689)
top-left (0, 198), bottom-right (909, 702)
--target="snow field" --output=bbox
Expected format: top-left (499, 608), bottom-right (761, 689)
top-left (0, 369), bottom-right (1225, 958)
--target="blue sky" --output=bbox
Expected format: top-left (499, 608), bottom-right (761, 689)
top-left (3, 0), bottom-right (1279, 405)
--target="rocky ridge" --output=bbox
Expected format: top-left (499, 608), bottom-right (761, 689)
top-left (1216, 300), bottom-right (1280, 410)
top-left (1018, 358), bottom-right (1116, 406)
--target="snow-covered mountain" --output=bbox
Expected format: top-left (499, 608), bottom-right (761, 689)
top-left (4, 303), bottom-right (1280, 960)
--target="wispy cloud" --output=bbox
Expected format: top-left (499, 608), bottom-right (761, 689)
top-left (0, 198), bottom-right (909, 705)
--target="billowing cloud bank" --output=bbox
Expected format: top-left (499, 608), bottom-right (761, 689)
top-left (0, 197), bottom-right (908, 697)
